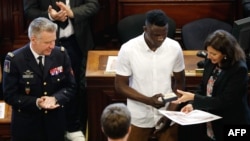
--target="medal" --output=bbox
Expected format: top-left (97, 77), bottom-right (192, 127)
top-left (25, 87), bottom-right (30, 95)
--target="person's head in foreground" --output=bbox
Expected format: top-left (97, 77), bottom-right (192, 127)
top-left (101, 103), bottom-right (131, 141)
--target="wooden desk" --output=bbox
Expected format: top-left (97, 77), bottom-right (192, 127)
top-left (86, 50), bottom-right (203, 141)
top-left (0, 101), bottom-right (11, 141)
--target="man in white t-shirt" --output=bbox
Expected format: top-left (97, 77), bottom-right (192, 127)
top-left (115, 9), bottom-right (186, 141)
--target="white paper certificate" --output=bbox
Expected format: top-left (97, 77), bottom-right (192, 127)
top-left (159, 109), bottom-right (222, 125)
top-left (0, 102), bottom-right (6, 119)
top-left (105, 56), bottom-right (117, 73)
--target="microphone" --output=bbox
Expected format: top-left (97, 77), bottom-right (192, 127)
top-left (196, 50), bottom-right (207, 68)
top-left (196, 50), bottom-right (207, 58)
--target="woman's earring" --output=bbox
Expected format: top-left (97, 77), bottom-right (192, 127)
top-left (224, 56), bottom-right (227, 60)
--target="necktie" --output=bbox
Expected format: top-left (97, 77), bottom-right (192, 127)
top-left (37, 56), bottom-right (44, 71)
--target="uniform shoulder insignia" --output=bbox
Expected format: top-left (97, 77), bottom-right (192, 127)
top-left (7, 52), bottom-right (14, 58)
top-left (60, 47), bottom-right (65, 52)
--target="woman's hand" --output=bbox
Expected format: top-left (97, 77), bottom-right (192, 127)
top-left (172, 89), bottom-right (195, 104)
top-left (181, 104), bottom-right (194, 113)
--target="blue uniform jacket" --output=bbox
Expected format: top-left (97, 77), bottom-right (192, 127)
top-left (2, 44), bottom-right (77, 140)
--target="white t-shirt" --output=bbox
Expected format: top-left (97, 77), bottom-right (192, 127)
top-left (116, 33), bottom-right (185, 128)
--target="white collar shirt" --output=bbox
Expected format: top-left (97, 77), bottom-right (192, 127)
top-left (116, 33), bottom-right (185, 127)
top-left (30, 44), bottom-right (44, 65)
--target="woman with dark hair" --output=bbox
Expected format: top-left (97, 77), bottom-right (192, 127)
top-left (174, 29), bottom-right (250, 141)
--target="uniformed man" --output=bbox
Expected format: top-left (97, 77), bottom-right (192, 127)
top-left (2, 17), bottom-right (76, 141)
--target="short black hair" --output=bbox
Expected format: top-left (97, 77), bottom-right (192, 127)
top-left (145, 9), bottom-right (168, 26)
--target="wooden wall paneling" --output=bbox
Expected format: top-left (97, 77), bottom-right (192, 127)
top-left (94, 0), bottom-right (118, 32)
top-left (86, 77), bottom-right (118, 141)
top-left (12, 0), bottom-right (29, 50)
top-left (94, 0), bottom-right (119, 49)
top-left (117, 0), bottom-right (238, 42)
top-left (0, 0), bottom-right (13, 54)
top-left (0, 0), bottom-right (242, 52)
top-left (237, 0), bottom-right (243, 19)
top-left (0, 0), bottom-right (28, 54)
top-left (118, 0), bottom-right (237, 28)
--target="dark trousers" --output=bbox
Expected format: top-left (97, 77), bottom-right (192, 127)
top-left (58, 35), bottom-right (86, 132)
top-left (128, 124), bottom-right (178, 141)
top-left (58, 35), bottom-right (82, 84)
top-left (178, 124), bottom-right (213, 141)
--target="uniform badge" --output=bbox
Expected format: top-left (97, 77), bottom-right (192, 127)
top-left (22, 70), bottom-right (34, 79)
top-left (50, 66), bottom-right (63, 76)
top-left (23, 70), bottom-right (33, 95)
top-left (3, 60), bottom-right (10, 73)
top-left (25, 87), bottom-right (30, 95)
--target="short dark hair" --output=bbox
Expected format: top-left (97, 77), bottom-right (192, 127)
top-left (145, 9), bottom-right (168, 26)
top-left (101, 103), bottom-right (131, 139)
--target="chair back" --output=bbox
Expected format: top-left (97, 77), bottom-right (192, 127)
top-left (117, 14), bottom-right (146, 44)
top-left (182, 18), bottom-right (232, 50)
top-left (117, 13), bottom-right (176, 44)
